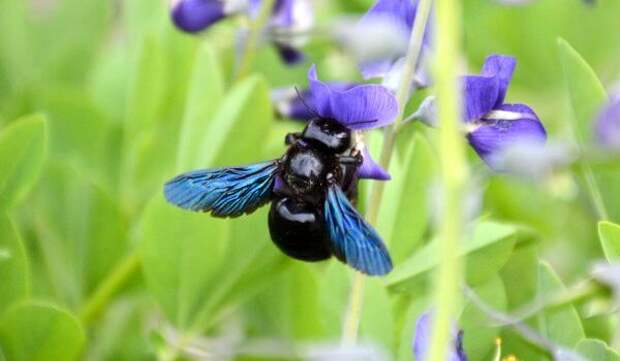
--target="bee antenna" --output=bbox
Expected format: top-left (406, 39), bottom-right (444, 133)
top-left (347, 119), bottom-right (378, 126)
top-left (294, 86), bottom-right (321, 119)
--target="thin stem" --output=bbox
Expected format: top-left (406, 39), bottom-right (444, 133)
top-left (581, 163), bottom-right (609, 220)
top-left (341, 272), bottom-right (365, 345)
top-left (463, 286), bottom-right (556, 356)
top-left (234, 0), bottom-right (276, 81)
top-left (340, 0), bottom-right (434, 345)
top-left (427, 0), bottom-right (466, 360)
top-left (492, 279), bottom-right (600, 326)
top-left (79, 251), bottom-right (141, 325)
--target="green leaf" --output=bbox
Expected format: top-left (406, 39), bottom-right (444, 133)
top-left (140, 195), bottom-right (229, 329)
top-left (598, 221), bottom-right (620, 261)
top-left (176, 42), bottom-right (225, 171)
top-left (0, 0), bottom-right (32, 87)
top-left (0, 114), bottom-right (47, 210)
top-left (558, 38), bottom-right (607, 143)
top-left (576, 339), bottom-right (620, 361)
top-left (360, 278), bottom-right (395, 351)
top-left (460, 276), bottom-right (507, 359)
top-left (0, 301), bottom-right (85, 361)
top-left (0, 214), bottom-right (29, 314)
top-left (536, 261), bottom-right (585, 347)
top-left (85, 295), bottom-right (154, 361)
top-left (287, 264), bottom-right (324, 339)
top-left (125, 35), bottom-right (166, 138)
top-left (377, 133), bottom-right (436, 263)
top-left (31, 163), bottom-right (128, 307)
top-left (500, 241), bottom-right (539, 310)
top-left (196, 75), bottom-right (274, 168)
top-left (386, 221), bottom-right (517, 292)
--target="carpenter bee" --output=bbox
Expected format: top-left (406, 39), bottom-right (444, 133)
top-left (164, 117), bottom-right (393, 276)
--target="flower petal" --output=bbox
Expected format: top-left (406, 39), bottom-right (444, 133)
top-left (595, 96), bottom-right (620, 150)
top-left (461, 54), bottom-right (517, 121)
top-left (462, 74), bottom-right (500, 121)
top-left (274, 43), bottom-right (305, 64)
top-left (357, 147), bottom-right (391, 180)
top-left (307, 65), bottom-right (399, 129)
top-left (171, 0), bottom-right (227, 33)
top-left (273, 83), bottom-right (359, 121)
top-left (362, 0), bottom-right (418, 30)
top-left (467, 103), bottom-right (547, 170)
top-left (413, 312), bottom-right (468, 361)
top-left (270, 0), bottom-right (296, 27)
top-left (481, 54), bottom-right (516, 106)
top-left (358, 0), bottom-right (426, 80)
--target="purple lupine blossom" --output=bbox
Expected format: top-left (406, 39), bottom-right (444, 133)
top-left (306, 65), bottom-right (396, 180)
top-left (358, 0), bottom-right (431, 86)
top-left (595, 96), bottom-right (620, 150)
top-left (273, 65), bottom-right (398, 180)
top-left (272, 83), bottom-right (358, 121)
top-left (249, 0), bottom-right (313, 64)
top-left (171, 0), bottom-right (229, 33)
top-left (307, 65), bottom-right (398, 130)
top-left (462, 55), bottom-right (547, 169)
top-left (413, 312), bottom-right (468, 361)
top-left (172, 0), bottom-right (312, 65)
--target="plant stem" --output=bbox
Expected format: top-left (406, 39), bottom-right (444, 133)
top-left (79, 251), bottom-right (141, 325)
top-left (234, 0), bottom-right (276, 81)
top-left (340, 0), bottom-right (434, 345)
top-left (581, 163), bottom-right (609, 220)
top-left (427, 0), bottom-right (466, 360)
top-left (495, 279), bottom-right (601, 325)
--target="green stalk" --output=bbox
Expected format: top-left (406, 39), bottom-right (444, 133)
top-left (582, 163), bottom-right (609, 220)
top-left (79, 251), bottom-right (141, 325)
top-left (341, 0), bottom-right (434, 345)
top-left (427, 0), bottom-right (466, 360)
top-left (234, 0), bottom-right (276, 81)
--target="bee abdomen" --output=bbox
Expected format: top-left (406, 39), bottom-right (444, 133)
top-left (268, 197), bottom-right (331, 261)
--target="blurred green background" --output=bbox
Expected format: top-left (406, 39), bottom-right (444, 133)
top-left (1, 0), bottom-right (620, 360)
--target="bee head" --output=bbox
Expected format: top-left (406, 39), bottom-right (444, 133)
top-left (301, 118), bottom-right (352, 154)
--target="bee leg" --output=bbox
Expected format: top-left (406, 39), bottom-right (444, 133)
top-left (337, 153), bottom-right (363, 166)
top-left (285, 132), bottom-right (301, 145)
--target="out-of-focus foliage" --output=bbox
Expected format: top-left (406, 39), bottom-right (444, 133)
top-left (0, 0), bottom-right (620, 360)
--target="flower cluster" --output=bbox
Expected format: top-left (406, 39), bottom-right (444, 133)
top-left (172, 0), bottom-right (313, 64)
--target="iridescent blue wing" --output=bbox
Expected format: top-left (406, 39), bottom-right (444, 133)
top-left (324, 184), bottom-right (393, 276)
top-left (164, 160), bottom-right (280, 218)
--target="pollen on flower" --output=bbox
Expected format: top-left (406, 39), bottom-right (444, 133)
top-left (502, 355), bottom-right (518, 361)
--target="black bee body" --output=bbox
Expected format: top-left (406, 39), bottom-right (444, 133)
top-left (164, 117), bottom-right (393, 276)
top-left (269, 118), bottom-right (360, 261)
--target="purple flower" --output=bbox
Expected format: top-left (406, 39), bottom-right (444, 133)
top-left (358, 0), bottom-right (431, 84)
top-left (413, 312), bottom-right (468, 361)
top-left (307, 65), bottom-right (399, 130)
top-left (249, 0), bottom-right (314, 64)
top-left (308, 65), bottom-right (397, 180)
top-left (463, 55), bottom-right (547, 169)
top-left (272, 83), bottom-right (357, 122)
top-left (274, 65), bottom-right (398, 180)
top-left (595, 96), bottom-right (620, 150)
top-left (171, 0), bottom-right (228, 33)
top-left (357, 146), bottom-right (391, 181)
top-left (172, 0), bottom-right (313, 65)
